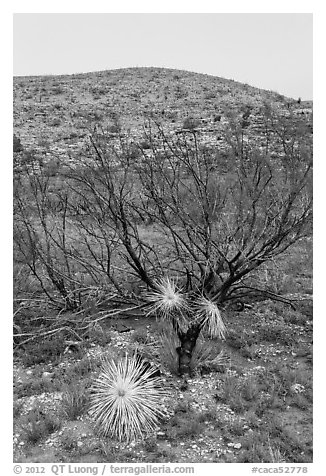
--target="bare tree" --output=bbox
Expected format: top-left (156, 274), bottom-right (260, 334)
top-left (14, 107), bottom-right (312, 372)
top-left (13, 157), bottom-right (130, 347)
top-left (61, 112), bottom-right (312, 374)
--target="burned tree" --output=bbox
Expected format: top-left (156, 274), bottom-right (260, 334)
top-left (64, 113), bottom-right (311, 374)
top-left (14, 106), bottom-right (312, 373)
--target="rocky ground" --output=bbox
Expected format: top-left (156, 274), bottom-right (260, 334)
top-left (13, 290), bottom-right (313, 463)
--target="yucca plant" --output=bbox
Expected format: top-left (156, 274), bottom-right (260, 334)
top-left (160, 327), bottom-right (229, 375)
top-left (147, 276), bottom-right (227, 376)
top-left (193, 296), bottom-right (227, 339)
top-left (147, 277), bottom-right (190, 330)
top-left (89, 354), bottom-right (168, 442)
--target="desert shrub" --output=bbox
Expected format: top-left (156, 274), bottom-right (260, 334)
top-left (20, 149), bottom-right (37, 165)
top-left (295, 301), bottom-right (313, 320)
top-left (166, 413), bottom-right (203, 439)
top-left (238, 432), bottom-right (285, 463)
top-left (99, 441), bottom-right (119, 462)
top-left (48, 118), bottom-right (61, 127)
top-left (86, 325), bottom-right (112, 346)
top-left (60, 430), bottom-right (79, 451)
top-left (215, 373), bottom-right (239, 403)
top-left (291, 393), bottom-right (310, 410)
top-left (217, 414), bottom-right (246, 436)
top-left (131, 327), bottom-right (149, 344)
top-left (274, 365), bottom-right (312, 393)
top-left (42, 158), bottom-right (61, 177)
top-left (141, 436), bottom-right (158, 452)
top-left (239, 345), bottom-right (256, 360)
top-left (283, 309), bottom-right (308, 326)
top-left (182, 117), bottom-right (200, 130)
top-left (13, 134), bottom-right (23, 152)
top-left (215, 373), bottom-right (276, 414)
top-left (174, 400), bottom-right (192, 414)
top-left (51, 86), bottom-right (64, 95)
top-left (241, 376), bottom-right (260, 402)
top-left (243, 410), bottom-right (261, 429)
top-left (196, 409), bottom-right (217, 423)
top-left (21, 407), bottom-right (61, 444)
top-left (13, 399), bottom-right (24, 418)
top-left (62, 355), bottom-right (101, 384)
top-left (190, 336), bottom-right (229, 373)
top-left (256, 323), bottom-right (295, 346)
top-left (264, 419), bottom-right (312, 462)
top-left (14, 377), bottom-right (60, 399)
top-left (261, 263), bottom-right (294, 295)
top-left (108, 123), bottom-right (121, 134)
top-left (19, 337), bottom-right (68, 366)
top-left (139, 139), bottom-right (151, 149)
top-left (204, 91), bottom-right (216, 100)
top-left (225, 330), bottom-right (247, 350)
top-left (62, 383), bottom-right (89, 420)
top-left (229, 393), bottom-right (247, 413)
top-left (175, 84), bottom-right (188, 99)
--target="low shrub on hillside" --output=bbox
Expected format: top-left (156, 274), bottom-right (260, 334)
top-left (21, 406), bottom-right (61, 444)
top-left (62, 383), bottom-right (90, 420)
top-left (13, 134), bottom-right (23, 153)
top-left (182, 117), bottom-right (200, 130)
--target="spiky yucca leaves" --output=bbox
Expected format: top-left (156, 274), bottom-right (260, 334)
top-left (146, 277), bottom-right (190, 330)
top-left (147, 278), bottom-right (226, 338)
top-left (194, 296), bottom-right (227, 339)
top-left (159, 327), bottom-right (229, 374)
top-left (89, 354), bottom-right (168, 442)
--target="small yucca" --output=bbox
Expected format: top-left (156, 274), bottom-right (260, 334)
top-left (146, 277), bottom-right (189, 327)
top-left (89, 354), bottom-right (167, 442)
top-left (194, 296), bottom-right (227, 339)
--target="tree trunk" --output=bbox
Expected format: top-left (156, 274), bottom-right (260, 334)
top-left (176, 322), bottom-right (202, 376)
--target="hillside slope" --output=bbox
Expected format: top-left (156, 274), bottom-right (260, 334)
top-left (13, 67), bottom-right (312, 164)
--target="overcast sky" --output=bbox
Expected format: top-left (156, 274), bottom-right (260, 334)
top-left (13, 13), bottom-right (312, 100)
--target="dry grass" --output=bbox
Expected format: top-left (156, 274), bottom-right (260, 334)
top-left (61, 383), bottom-right (89, 420)
top-left (191, 335), bottom-right (229, 371)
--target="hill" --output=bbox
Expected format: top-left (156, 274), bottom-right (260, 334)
top-left (13, 67), bottom-right (312, 165)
